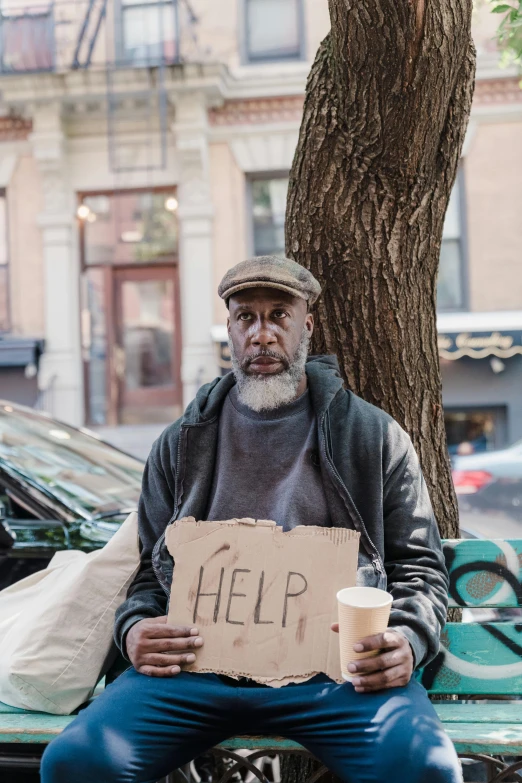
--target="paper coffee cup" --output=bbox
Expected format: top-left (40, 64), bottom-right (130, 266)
top-left (336, 586), bottom-right (393, 682)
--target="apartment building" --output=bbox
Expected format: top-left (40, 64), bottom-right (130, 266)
top-left (0, 0), bottom-right (520, 450)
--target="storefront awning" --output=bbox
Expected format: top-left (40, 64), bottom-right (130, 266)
top-left (437, 311), bottom-right (522, 360)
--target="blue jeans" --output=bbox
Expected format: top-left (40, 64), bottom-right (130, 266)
top-left (41, 669), bottom-right (461, 783)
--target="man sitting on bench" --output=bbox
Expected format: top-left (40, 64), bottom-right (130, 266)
top-left (42, 256), bottom-right (461, 783)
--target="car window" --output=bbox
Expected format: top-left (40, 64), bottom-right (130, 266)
top-left (0, 405), bottom-right (144, 519)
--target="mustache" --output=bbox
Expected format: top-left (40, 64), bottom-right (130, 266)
top-left (242, 348), bottom-right (290, 372)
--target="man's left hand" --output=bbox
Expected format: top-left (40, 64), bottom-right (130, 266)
top-left (331, 625), bottom-right (413, 692)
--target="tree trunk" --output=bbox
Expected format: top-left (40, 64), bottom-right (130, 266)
top-left (283, 1), bottom-right (475, 780)
top-left (286, 0), bottom-right (475, 541)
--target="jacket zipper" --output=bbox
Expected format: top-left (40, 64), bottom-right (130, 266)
top-left (320, 411), bottom-right (385, 579)
top-left (172, 424), bottom-right (185, 519)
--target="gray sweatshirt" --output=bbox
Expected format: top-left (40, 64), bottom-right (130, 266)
top-left (206, 386), bottom-right (331, 529)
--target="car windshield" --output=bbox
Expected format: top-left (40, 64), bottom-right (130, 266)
top-left (0, 404), bottom-right (144, 519)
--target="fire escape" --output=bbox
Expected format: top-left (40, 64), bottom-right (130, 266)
top-left (72, 0), bottom-right (108, 70)
top-left (74, 0), bottom-right (182, 176)
top-left (0, 0), bottom-right (200, 175)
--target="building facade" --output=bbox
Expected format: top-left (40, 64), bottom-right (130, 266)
top-left (0, 0), bottom-right (520, 451)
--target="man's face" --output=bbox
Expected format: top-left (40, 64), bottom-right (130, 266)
top-left (227, 288), bottom-right (314, 376)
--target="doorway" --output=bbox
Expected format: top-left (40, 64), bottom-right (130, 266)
top-left (79, 188), bottom-right (181, 426)
top-left (114, 266), bottom-right (181, 424)
top-left (83, 264), bottom-right (181, 426)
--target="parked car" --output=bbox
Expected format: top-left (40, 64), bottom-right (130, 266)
top-left (0, 400), bottom-right (144, 589)
top-left (452, 439), bottom-right (522, 539)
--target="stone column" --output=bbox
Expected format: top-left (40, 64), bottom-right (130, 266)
top-left (173, 91), bottom-right (217, 407)
top-left (30, 104), bottom-right (83, 426)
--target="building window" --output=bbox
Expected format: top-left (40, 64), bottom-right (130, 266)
top-left (0, 193), bottom-right (9, 332)
top-left (250, 176), bottom-right (288, 256)
top-left (119, 0), bottom-right (178, 66)
top-left (437, 174), bottom-right (466, 311)
top-left (445, 407), bottom-right (506, 455)
top-left (80, 190), bottom-right (178, 266)
top-left (0, 10), bottom-right (54, 74)
top-left (245, 0), bottom-right (303, 63)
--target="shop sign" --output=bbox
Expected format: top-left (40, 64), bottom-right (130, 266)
top-left (438, 330), bottom-right (522, 360)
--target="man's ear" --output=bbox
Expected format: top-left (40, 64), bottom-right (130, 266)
top-left (227, 315), bottom-right (231, 335)
top-left (305, 313), bottom-right (314, 335)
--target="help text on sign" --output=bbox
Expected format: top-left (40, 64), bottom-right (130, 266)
top-left (166, 517), bottom-right (360, 686)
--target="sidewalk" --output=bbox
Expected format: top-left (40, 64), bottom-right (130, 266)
top-left (93, 424), bottom-right (168, 461)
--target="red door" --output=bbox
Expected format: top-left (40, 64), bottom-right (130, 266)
top-left (113, 266), bottom-right (181, 424)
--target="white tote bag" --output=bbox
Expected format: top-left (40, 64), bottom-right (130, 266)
top-left (0, 511), bottom-right (140, 714)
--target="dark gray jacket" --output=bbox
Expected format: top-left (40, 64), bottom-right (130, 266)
top-left (114, 355), bottom-right (448, 669)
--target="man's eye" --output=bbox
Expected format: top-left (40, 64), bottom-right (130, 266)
top-left (238, 313), bottom-right (252, 321)
top-left (273, 311), bottom-right (287, 319)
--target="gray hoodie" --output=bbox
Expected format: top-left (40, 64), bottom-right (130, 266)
top-left (114, 355), bottom-right (448, 669)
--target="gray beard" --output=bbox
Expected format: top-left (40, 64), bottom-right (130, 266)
top-left (229, 328), bottom-right (310, 412)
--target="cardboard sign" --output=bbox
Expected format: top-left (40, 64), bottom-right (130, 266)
top-left (166, 517), bottom-right (360, 686)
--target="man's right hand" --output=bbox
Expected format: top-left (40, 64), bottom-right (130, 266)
top-left (126, 616), bottom-right (204, 677)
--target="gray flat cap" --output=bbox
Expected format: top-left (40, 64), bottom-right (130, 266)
top-left (218, 255), bottom-right (321, 307)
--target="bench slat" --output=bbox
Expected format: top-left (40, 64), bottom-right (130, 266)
top-left (443, 722), bottom-right (522, 755)
top-left (442, 539), bottom-right (522, 609)
top-left (423, 621), bottom-right (522, 695)
top-left (435, 702), bottom-right (522, 723)
top-left (3, 705), bottom-right (522, 757)
top-left (0, 713), bottom-right (73, 743)
top-left (219, 736), bottom-right (304, 752)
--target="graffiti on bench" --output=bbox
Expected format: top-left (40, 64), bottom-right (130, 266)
top-left (444, 539), bottom-right (522, 608)
top-left (421, 539), bottom-right (522, 693)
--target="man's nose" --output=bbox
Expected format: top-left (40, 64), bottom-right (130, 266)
top-left (250, 320), bottom-right (277, 346)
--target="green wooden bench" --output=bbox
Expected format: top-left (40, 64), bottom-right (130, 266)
top-left (1, 537), bottom-right (522, 783)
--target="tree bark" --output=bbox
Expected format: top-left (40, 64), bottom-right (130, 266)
top-left (286, 0), bottom-right (475, 541)
top-left (283, 3), bottom-right (474, 779)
